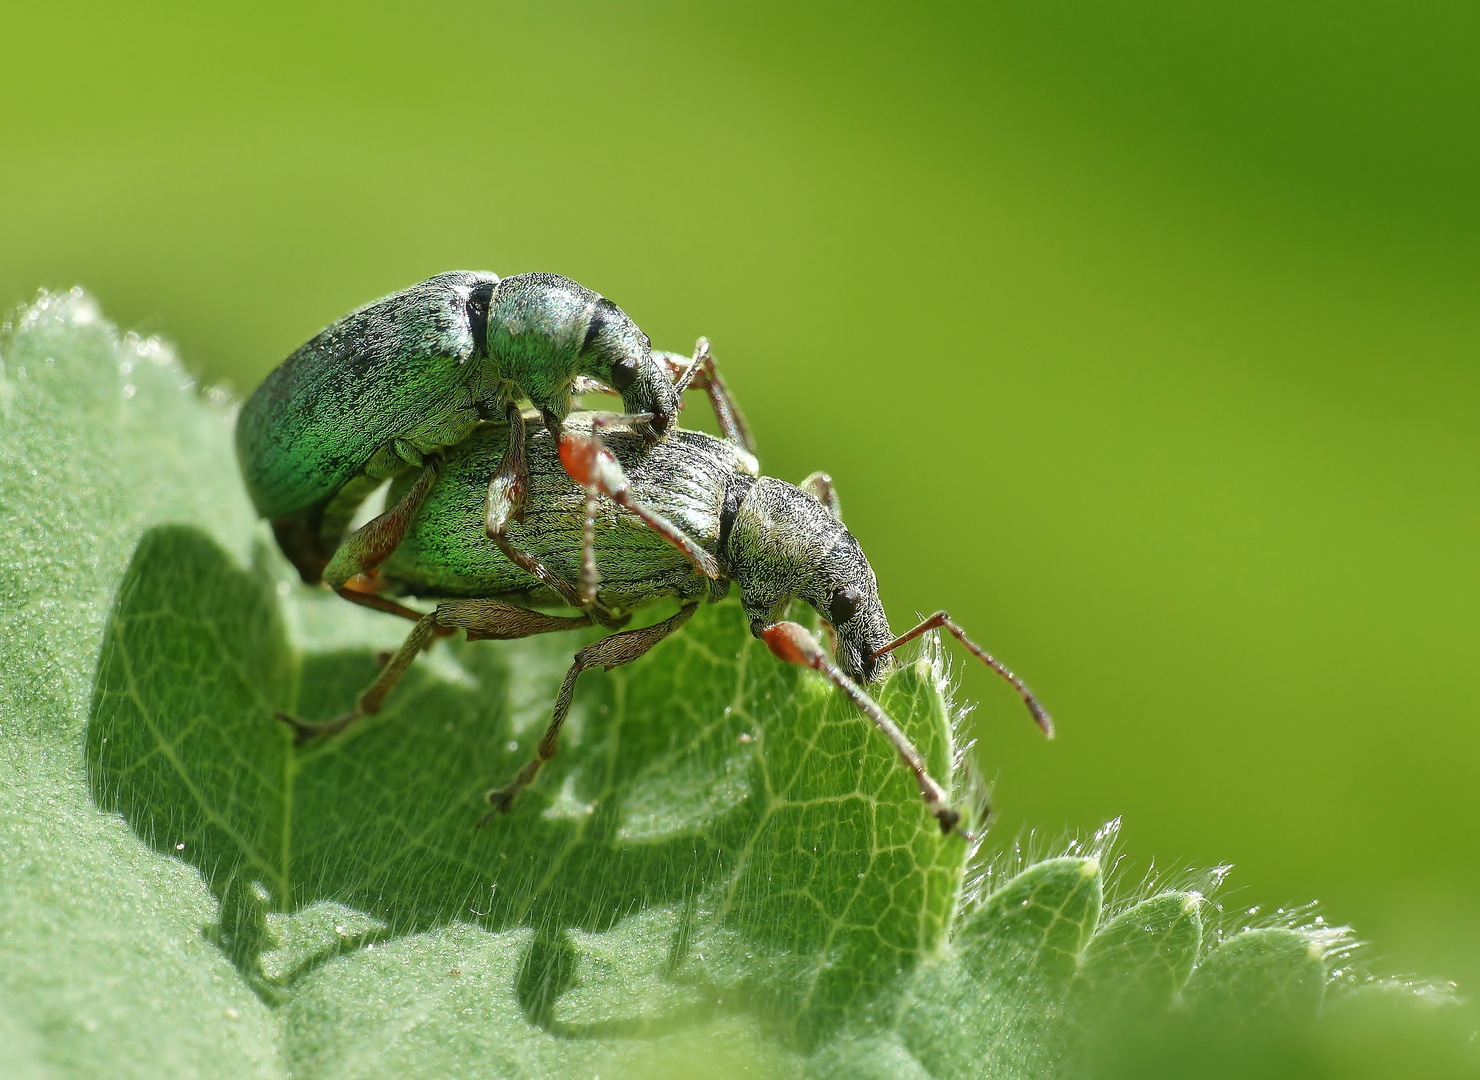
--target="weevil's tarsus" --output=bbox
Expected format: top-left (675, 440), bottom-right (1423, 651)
top-left (873, 611), bottom-right (1054, 738)
top-left (321, 457), bottom-right (441, 590)
top-left (279, 611), bottom-right (441, 744)
top-left (798, 471), bottom-right (841, 521)
top-left (761, 621), bottom-right (969, 838)
top-left (480, 602), bottom-right (700, 823)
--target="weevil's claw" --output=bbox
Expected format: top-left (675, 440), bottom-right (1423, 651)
top-left (930, 803), bottom-right (982, 843)
top-left (276, 711), bottom-right (327, 746)
top-left (626, 412), bottom-right (660, 443)
top-left (480, 785), bottom-right (519, 824)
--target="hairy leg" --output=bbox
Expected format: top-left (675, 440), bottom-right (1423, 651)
top-left (659, 338), bottom-right (756, 455)
top-left (482, 403), bottom-right (612, 620)
top-left (334, 585), bottom-right (455, 636)
top-left (321, 457), bottom-right (440, 590)
top-left (481, 602), bottom-right (699, 820)
top-left (278, 611), bottom-right (441, 744)
top-left (559, 428), bottom-right (720, 605)
top-left (278, 601), bottom-right (594, 744)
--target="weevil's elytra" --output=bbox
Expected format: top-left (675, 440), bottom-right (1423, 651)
top-left (235, 272), bottom-right (751, 604)
top-left (238, 271), bottom-right (492, 522)
top-left (280, 412), bottom-right (1050, 838)
top-left (382, 417), bottom-right (742, 612)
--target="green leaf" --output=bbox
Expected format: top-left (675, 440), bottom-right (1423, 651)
top-left (87, 523), bottom-right (961, 1044)
top-left (1, 291), bottom-right (1468, 1079)
top-left (1182, 927), bottom-right (1330, 1025)
top-left (1074, 891), bottom-right (1203, 1012)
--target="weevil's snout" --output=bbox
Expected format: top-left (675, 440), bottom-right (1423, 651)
top-left (827, 584), bottom-right (895, 684)
top-left (582, 299), bottom-right (678, 439)
top-left (624, 361), bottom-right (679, 441)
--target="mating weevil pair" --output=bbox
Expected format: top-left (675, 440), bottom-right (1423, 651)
top-left (236, 271), bottom-right (1051, 837)
top-left (235, 270), bottom-right (749, 619)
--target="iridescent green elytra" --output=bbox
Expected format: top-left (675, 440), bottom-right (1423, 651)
top-left (234, 271), bottom-right (681, 586)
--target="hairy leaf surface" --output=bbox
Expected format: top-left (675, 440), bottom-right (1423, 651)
top-left (0, 292), bottom-right (1467, 1079)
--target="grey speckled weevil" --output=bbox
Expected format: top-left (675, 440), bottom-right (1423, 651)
top-left (279, 412), bottom-right (1051, 838)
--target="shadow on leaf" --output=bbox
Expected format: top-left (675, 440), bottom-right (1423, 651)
top-left (86, 525), bottom-right (963, 1048)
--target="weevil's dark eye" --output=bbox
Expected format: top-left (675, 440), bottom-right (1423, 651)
top-left (829, 585), bottom-right (865, 625)
top-left (609, 355), bottom-right (639, 392)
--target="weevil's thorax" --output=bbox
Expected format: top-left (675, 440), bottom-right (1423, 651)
top-left (485, 274), bottom-right (677, 434)
top-left (721, 477), bottom-right (895, 683)
top-left (485, 273), bottom-right (596, 418)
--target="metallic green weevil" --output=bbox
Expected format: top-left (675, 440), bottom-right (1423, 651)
top-left (279, 412), bottom-right (1051, 837)
top-left (235, 271), bottom-right (751, 619)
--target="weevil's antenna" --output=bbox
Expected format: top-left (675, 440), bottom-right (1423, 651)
top-left (762, 621), bottom-right (975, 840)
top-left (872, 611), bottom-right (1054, 738)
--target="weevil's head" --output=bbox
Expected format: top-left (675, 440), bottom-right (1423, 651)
top-left (809, 533), bottom-right (896, 684)
top-left (580, 297), bottom-right (681, 440)
top-left (726, 477), bottom-right (896, 685)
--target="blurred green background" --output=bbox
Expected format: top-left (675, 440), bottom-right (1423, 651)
top-left (5, 0), bottom-right (1476, 1018)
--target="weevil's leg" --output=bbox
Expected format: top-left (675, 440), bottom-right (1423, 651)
top-left (333, 585), bottom-right (456, 637)
top-left (481, 602), bottom-right (699, 822)
top-left (435, 598), bottom-right (593, 641)
top-left (580, 484), bottom-right (601, 606)
top-left (484, 402), bottom-right (531, 532)
top-left (484, 404), bottom-right (619, 622)
top-left (798, 471), bottom-right (841, 521)
top-left (278, 600), bottom-right (596, 745)
top-left (760, 621), bottom-right (972, 840)
top-left (322, 457), bottom-right (440, 591)
top-left (559, 429), bottom-right (720, 604)
top-left (278, 612), bottom-right (440, 744)
top-left (873, 611), bottom-right (1054, 738)
top-left (659, 338), bottom-right (757, 455)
